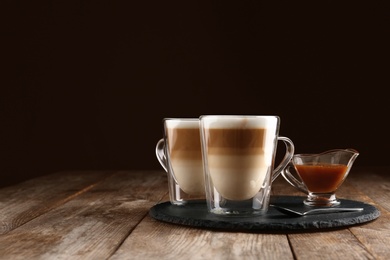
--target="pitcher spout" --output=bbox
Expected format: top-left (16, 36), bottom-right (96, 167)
top-left (328, 148), bottom-right (359, 167)
top-left (343, 148), bottom-right (359, 167)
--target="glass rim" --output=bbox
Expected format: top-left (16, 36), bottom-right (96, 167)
top-left (199, 115), bottom-right (280, 119)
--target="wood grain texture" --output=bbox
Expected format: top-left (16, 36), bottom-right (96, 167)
top-left (288, 230), bottom-right (375, 260)
top-left (0, 170), bottom-right (113, 235)
top-left (0, 171), bottom-right (168, 259)
top-left (111, 215), bottom-right (294, 260)
top-left (347, 168), bottom-right (390, 260)
top-left (0, 168), bottom-right (389, 260)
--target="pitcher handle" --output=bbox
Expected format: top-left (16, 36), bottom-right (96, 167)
top-left (271, 136), bottom-right (295, 182)
top-left (155, 138), bottom-right (168, 172)
top-left (281, 162), bottom-right (309, 194)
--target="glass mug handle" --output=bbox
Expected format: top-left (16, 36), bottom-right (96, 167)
top-left (281, 161), bottom-right (309, 194)
top-left (155, 138), bottom-right (168, 172)
top-left (271, 136), bottom-right (295, 182)
top-left (156, 138), bottom-right (181, 184)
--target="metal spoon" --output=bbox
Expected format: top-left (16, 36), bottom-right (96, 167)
top-left (270, 204), bottom-right (364, 217)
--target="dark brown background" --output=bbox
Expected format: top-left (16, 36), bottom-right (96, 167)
top-left (1, 1), bottom-right (389, 187)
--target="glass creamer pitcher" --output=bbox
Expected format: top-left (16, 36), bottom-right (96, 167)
top-left (282, 149), bottom-right (359, 206)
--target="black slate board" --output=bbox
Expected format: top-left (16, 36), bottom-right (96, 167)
top-left (149, 196), bottom-right (380, 233)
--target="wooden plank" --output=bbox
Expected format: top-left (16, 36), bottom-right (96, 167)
top-left (346, 168), bottom-right (390, 260)
top-left (288, 231), bottom-right (375, 259)
top-left (350, 211), bottom-right (390, 260)
top-left (0, 170), bottom-right (113, 235)
top-left (0, 171), bottom-right (168, 259)
top-left (348, 167), bottom-right (390, 212)
top-left (111, 214), bottom-right (294, 260)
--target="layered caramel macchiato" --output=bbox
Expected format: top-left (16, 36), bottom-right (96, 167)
top-left (166, 120), bottom-right (204, 195)
top-left (201, 117), bottom-right (277, 201)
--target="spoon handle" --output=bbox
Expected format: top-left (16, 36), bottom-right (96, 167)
top-left (306, 208), bottom-right (364, 215)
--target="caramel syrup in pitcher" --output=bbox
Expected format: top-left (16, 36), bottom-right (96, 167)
top-left (295, 164), bottom-right (348, 193)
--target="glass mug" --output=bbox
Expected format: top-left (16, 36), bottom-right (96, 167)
top-left (155, 118), bottom-right (205, 205)
top-left (282, 149), bottom-right (359, 206)
top-left (200, 115), bottom-right (295, 216)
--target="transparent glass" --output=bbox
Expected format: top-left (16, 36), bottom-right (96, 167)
top-left (200, 115), bottom-right (295, 216)
top-left (282, 149), bottom-right (359, 206)
top-left (155, 118), bottom-right (205, 205)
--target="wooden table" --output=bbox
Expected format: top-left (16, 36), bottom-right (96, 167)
top-left (0, 167), bottom-right (389, 259)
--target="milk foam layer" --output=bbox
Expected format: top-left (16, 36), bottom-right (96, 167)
top-left (208, 154), bottom-right (270, 200)
top-left (165, 119), bottom-right (199, 129)
top-left (201, 116), bottom-right (277, 130)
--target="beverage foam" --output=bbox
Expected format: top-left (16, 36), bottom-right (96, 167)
top-left (201, 116), bottom-right (277, 131)
top-left (165, 119), bottom-right (199, 129)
